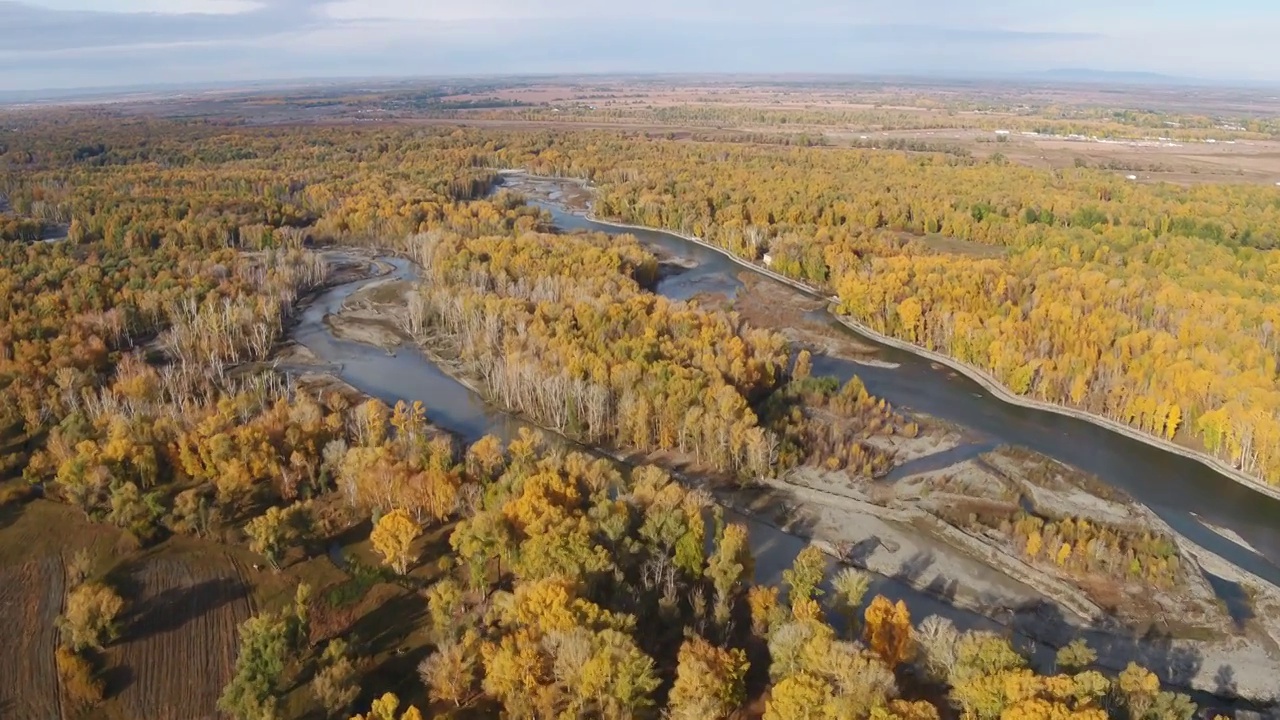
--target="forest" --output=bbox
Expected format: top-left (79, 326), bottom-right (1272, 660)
top-left (432, 104), bottom-right (1280, 142)
top-left (0, 111), bottom-right (1264, 718)
top-left (8, 118), bottom-right (1279, 490)
top-left (407, 228), bottom-right (786, 477)
top-left (492, 134), bottom-right (1280, 487)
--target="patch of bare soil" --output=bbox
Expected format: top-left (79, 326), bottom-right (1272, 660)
top-left (324, 278), bottom-right (415, 351)
top-left (754, 449), bottom-right (1280, 700)
top-left (709, 272), bottom-right (879, 359)
top-left (271, 341), bottom-right (319, 365)
top-left (325, 313), bottom-right (404, 350)
top-left (0, 497), bottom-right (126, 720)
top-left (497, 173), bottom-right (593, 212)
top-left (107, 549), bottom-right (252, 720)
top-left (0, 556), bottom-right (64, 720)
top-left (915, 232), bottom-right (1009, 259)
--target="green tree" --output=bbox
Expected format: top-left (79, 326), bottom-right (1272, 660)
top-left (244, 502), bottom-right (313, 570)
top-left (705, 523), bottom-right (754, 626)
top-left (831, 567), bottom-right (871, 636)
top-left (1055, 637), bottom-right (1097, 673)
top-left (218, 612), bottom-right (291, 720)
top-left (782, 545), bottom-right (826, 611)
top-left (311, 639), bottom-right (359, 718)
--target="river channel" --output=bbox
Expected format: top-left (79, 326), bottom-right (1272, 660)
top-left (291, 256), bottom-right (995, 622)
top-left (287, 201), bottom-right (1280, 705)
top-left (541, 201), bottom-right (1280, 591)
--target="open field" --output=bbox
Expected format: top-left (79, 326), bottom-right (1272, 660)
top-left (0, 556), bottom-right (64, 720)
top-left (107, 549), bottom-right (252, 720)
top-left (0, 499), bottom-right (129, 720)
top-left (826, 127), bottom-right (1280, 185)
top-left (14, 75), bottom-right (1277, 185)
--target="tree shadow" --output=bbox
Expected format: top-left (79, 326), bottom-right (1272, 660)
top-left (0, 502), bottom-right (23, 534)
top-left (347, 588), bottom-right (427, 658)
top-left (1202, 571), bottom-right (1255, 630)
top-left (102, 661), bottom-right (135, 700)
top-left (322, 518), bottom-right (374, 572)
top-left (349, 591), bottom-right (431, 706)
top-left (1214, 665), bottom-right (1237, 698)
top-left (844, 535), bottom-right (896, 568)
top-left (123, 577), bottom-right (247, 642)
top-left (899, 551), bottom-right (936, 586)
top-left (1009, 601), bottom-right (1213, 701)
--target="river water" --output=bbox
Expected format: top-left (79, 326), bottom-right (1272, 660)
top-left (545, 201), bottom-right (1280, 590)
top-left (286, 206), bottom-right (1277, 706)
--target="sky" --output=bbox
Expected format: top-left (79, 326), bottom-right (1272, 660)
top-left (2, 0), bottom-right (1278, 91)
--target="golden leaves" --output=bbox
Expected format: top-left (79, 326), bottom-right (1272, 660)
top-left (863, 596), bottom-right (912, 667)
top-left (369, 508), bottom-right (421, 575)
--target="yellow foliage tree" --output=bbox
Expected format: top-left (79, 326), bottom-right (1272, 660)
top-left (1025, 530), bottom-right (1042, 559)
top-left (872, 700), bottom-right (941, 720)
top-left (1117, 662), bottom-right (1160, 719)
top-left (57, 582), bottom-right (125, 651)
top-left (370, 508), bottom-right (421, 575)
top-left (1056, 543), bottom-right (1072, 567)
top-left (864, 595), bottom-right (912, 667)
top-left (748, 585), bottom-right (783, 638)
top-left (763, 672), bottom-right (834, 720)
top-left (349, 691), bottom-right (423, 720)
top-left (669, 636), bottom-right (749, 720)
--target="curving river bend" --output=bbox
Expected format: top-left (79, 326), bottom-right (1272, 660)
top-left (289, 201), bottom-right (1280, 706)
top-left (539, 202), bottom-right (1280, 590)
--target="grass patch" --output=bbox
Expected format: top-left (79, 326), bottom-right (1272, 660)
top-left (325, 559), bottom-right (397, 608)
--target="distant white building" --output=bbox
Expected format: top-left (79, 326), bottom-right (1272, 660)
top-left (994, 129), bottom-right (1010, 136)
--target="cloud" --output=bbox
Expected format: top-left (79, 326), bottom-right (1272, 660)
top-left (0, 0), bottom-right (1275, 91)
top-left (29, 0), bottom-right (264, 13)
top-left (0, 0), bottom-right (319, 52)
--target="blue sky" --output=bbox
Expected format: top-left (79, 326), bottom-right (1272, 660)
top-left (1, 0), bottom-right (1276, 91)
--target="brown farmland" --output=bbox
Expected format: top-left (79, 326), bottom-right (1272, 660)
top-left (0, 557), bottom-right (65, 720)
top-left (107, 550), bottom-right (252, 720)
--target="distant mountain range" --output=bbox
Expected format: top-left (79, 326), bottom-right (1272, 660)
top-left (2, 69), bottom-right (1274, 105)
top-left (1028, 68), bottom-right (1199, 85)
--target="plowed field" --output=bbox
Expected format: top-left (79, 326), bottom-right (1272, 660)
top-left (108, 554), bottom-right (252, 720)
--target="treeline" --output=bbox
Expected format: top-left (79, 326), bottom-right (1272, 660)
top-left (459, 102), bottom-right (1276, 141)
top-left (5, 116), bottom-right (1280, 487)
top-left (407, 229), bottom-right (787, 477)
top-left (0, 212), bottom-right (46, 241)
top-left (848, 137), bottom-right (973, 157)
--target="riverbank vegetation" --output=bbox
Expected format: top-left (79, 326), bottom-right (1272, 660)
top-left (0, 110), bottom-right (1272, 715)
top-left (407, 229), bottom-right (788, 478)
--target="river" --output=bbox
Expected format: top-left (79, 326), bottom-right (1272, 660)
top-left (543, 201), bottom-right (1280, 592)
top-left (286, 212), bottom-right (1275, 707)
